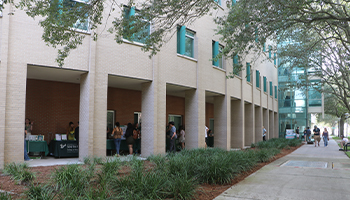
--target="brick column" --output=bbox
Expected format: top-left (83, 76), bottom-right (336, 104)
top-left (141, 81), bottom-right (166, 157)
top-left (79, 73), bottom-right (95, 158)
top-left (231, 99), bottom-right (244, 148)
top-left (185, 89), bottom-right (205, 149)
top-left (214, 95), bottom-right (231, 150)
top-left (269, 110), bottom-right (274, 139)
top-left (255, 106), bottom-right (262, 142)
top-left (244, 103), bottom-right (254, 146)
top-left (263, 108), bottom-right (268, 139)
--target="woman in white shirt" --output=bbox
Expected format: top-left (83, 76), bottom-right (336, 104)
top-left (179, 126), bottom-right (185, 150)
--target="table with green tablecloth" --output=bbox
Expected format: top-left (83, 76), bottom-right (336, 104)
top-left (26, 140), bottom-right (49, 156)
top-left (107, 139), bottom-right (140, 155)
top-left (50, 140), bottom-right (79, 158)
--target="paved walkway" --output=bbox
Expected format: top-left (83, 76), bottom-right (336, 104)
top-left (215, 138), bottom-right (350, 200)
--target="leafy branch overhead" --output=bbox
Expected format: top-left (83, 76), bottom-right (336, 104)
top-left (5, 0), bottom-right (350, 69)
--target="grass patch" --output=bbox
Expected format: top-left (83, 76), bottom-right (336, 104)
top-left (3, 163), bottom-right (35, 184)
top-left (0, 192), bottom-right (13, 200)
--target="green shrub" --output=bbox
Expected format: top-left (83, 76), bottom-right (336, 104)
top-left (93, 157), bottom-right (104, 165)
top-left (0, 192), bottom-right (12, 200)
top-left (3, 163), bottom-right (35, 184)
top-left (25, 184), bottom-right (56, 200)
top-left (51, 164), bottom-right (92, 195)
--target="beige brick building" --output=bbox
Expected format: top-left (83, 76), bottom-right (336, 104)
top-left (0, 0), bottom-right (278, 168)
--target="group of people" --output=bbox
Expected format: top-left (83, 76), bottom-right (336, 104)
top-left (112, 122), bottom-right (141, 156)
top-left (167, 122), bottom-right (186, 153)
top-left (300, 125), bottom-right (329, 147)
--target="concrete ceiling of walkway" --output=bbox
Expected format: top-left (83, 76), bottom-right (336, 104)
top-left (27, 65), bottom-right (87, 84)
top-left (108, 75), bottom-right (150, 91)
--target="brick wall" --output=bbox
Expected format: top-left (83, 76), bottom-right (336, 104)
top-left (26, 80), bottom-right (215, 143)
top-left (25, 79), bottom-right (80, 143)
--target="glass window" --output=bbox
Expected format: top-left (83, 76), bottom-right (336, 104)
top-left (123, 7), bottom-right (150, 44)
top-left (270, 81), bottom-right (273, 96)
top-left (246, 63), bottom-right (251, 83)
top-left (177, 26), bottom-right (194, 58)
top-left (233, 55), bottom-right (241, 76)
top-left (185, 29), bottom-right (194, 58)
top-left (275, 86), bottom-right (277, 98)
top-left (212, 41), bottom-right (224, 68)
top-left (263, 76), bottom-right (267, 92)
top-left (268, 45), bottom-right (272, 58)
top-left (52, 0), bottom-right (89, 31)
top-left (256, 70), bottom-right (260, 88)
top-left (214, 0), bottom-right (221, 6)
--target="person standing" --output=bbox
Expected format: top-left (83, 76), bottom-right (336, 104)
top-left (262, 126), bottom-right (267, 141)
top-left (125, 123), bottom-right (135, 155)
top-left (296, 127), bottom-right (300, 139)
top-left (322, 128), bottom-right (329, 147)
top-left (25, 118), bottom-right (34, 137)
top-left (75, 121), bottom-right (79, 143)
top-left (178, 125), bottom-right (185, 150)
top-left (169, 121), bottom-right (177, 153)
top-left (205, 126), bottom-right (209, 148)
top-left (112, 122), bottom-right (123, 157)
top-left (66, 122), bottom-right (76, 141)
top-left (24, 127), bottom-right (32, 161)
top-left (303, 128), bottom-right (307, 142)
top-left (306, 127), bottom-right (311, 142)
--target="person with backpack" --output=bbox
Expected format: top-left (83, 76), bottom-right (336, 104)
top-left (313, 125), bottom-right (321, 147)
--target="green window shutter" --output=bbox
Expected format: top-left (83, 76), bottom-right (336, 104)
top-left (178, 26), bottom-right (186, 55)
top-left (269, 45), bottom-right (272, 58)
top-left (129, 7), bottom-right (135, 17)
top-left (274, 53), bottom-right (276, 65)
top-left (274, 86), bottom-right (277, 98)
top-left (212, 41), bottom-right (219, 66)
top-left (263, 76), bottom-right (267, 92)
top-left (256, 70), bottom-right (260, 88)
top-left (246, 63), bottom-right (251, 82)
top-left (269, 82), bottom-right (273, 96)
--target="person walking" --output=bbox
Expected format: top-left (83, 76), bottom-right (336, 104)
top-left (313, 125), bottom-right (321, 147)
top-left (322, 128), bottom-right (329, 147)
top-left (306, 127), bottom-right (311, 143)
top-left (303, 128), bottom-right (307, 142)
top-left (169, 121), bottom-right (177, 153)
top-left (112, 122), bottom-right (123, 157)
top-left (262, 126), bottom-right (267, 141)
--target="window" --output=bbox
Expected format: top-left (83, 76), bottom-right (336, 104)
top-left (212, 41), bottom-right (224, 68)
top-left (268, 45), bottom-right (272, 58)
top-left (177, 26), bottom-right (195, 58)
top-left (52, 0), bottom-right (89, 31)
top-left (274, 86), bottom-right (277, 99)
top-left (233, 55), bottom-right (240, 76)
top-left (274, 53), bottom-right (277, 65)
top-left (232, 0), bottom-right (236, 5)
top-left (256, 70), bottom-right (260, 88)
top-left (246, 63), bottom-right (251, 83)
top-left (214, 0), bottom-right (221, 6)
top-left (263, 76), bottom-right (267, 92)
top-left (263, 43), bottom-right (266, 52)
top-left (269, 81), bottom-right (273, 96)
top-left (124, 6), bottom-right (150, 44)
top-left (255, 28), bottom-right (258, 43)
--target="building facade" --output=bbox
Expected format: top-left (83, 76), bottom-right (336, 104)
top-left (278, 65), bottom-right (324, 137)
top-left (0, 0), bottom-right (278, 168)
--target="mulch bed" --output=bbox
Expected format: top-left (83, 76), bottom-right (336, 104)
top-left (0, 145), bottom-right (302, 199)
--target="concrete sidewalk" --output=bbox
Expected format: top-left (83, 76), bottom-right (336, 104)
top-left (215, 138), bottom-right (350, 200)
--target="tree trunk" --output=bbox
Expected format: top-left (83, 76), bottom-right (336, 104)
top-left (340, 117), bottom-right (345, 137)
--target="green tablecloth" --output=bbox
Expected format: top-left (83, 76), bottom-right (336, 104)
top-left (50, 140), bottom-right (79, 158)
top-left (107, 139), bottom-right (140, 151)
top-left (26, 140), bottom-right (49, 156)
